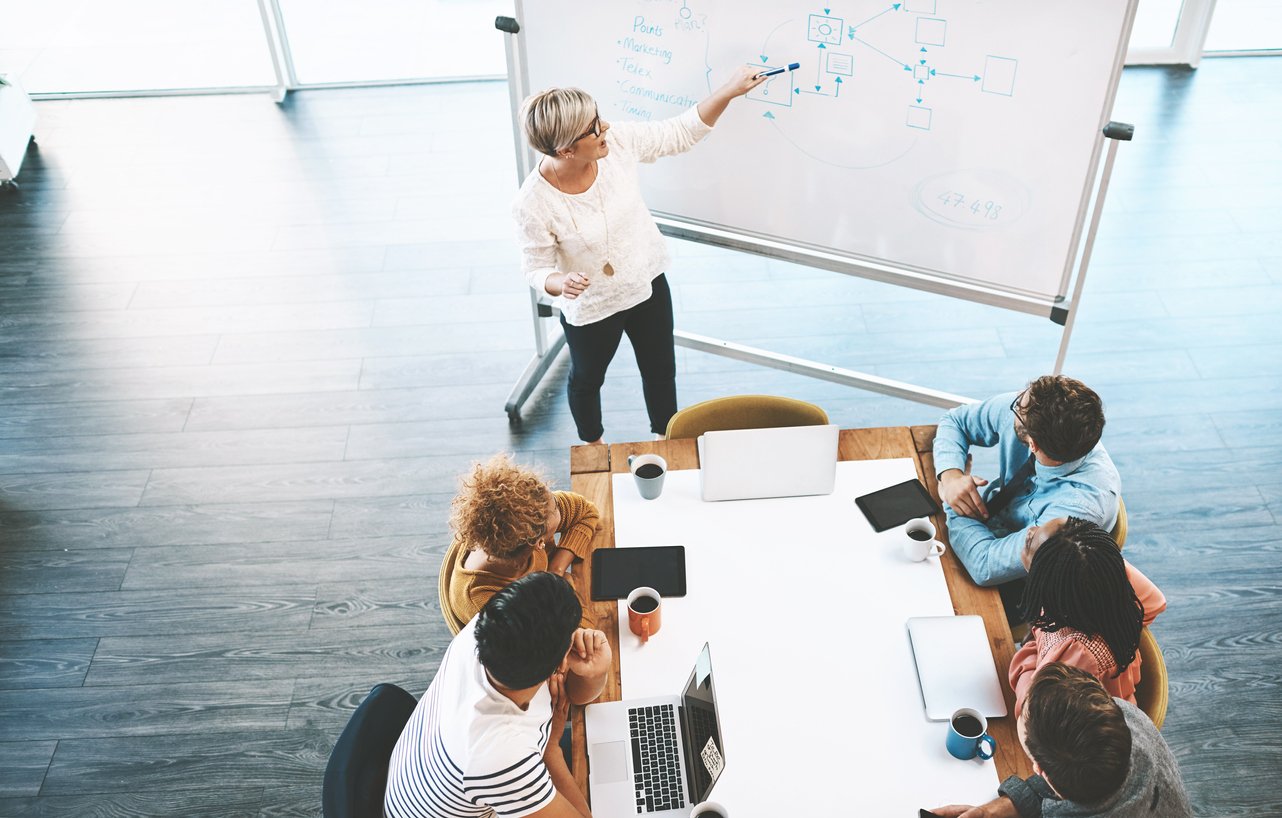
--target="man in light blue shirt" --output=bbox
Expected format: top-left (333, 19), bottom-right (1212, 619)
top-left (932, 375), bottom-right (1120, 587)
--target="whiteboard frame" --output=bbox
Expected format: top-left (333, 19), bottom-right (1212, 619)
top-left (498, 2), bottom-right (1137, 419)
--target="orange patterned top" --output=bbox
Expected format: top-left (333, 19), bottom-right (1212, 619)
top-left (1009, 561), bottom-right (1167, 715)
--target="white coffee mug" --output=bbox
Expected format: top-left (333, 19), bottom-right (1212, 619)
top-left (903, 517), bottom-right (947, 561)
top-left (690, 801), bottom-right (728, 818)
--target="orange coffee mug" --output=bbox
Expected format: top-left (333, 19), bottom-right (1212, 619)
top-left (626, 586), bottom-right (662, 643)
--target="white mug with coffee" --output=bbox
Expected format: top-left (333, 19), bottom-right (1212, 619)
top-left (690, 801), bottom-right (728, 818)
top-left (902, 517), bottom-right (947, 562)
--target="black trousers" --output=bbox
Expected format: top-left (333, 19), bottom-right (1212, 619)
top-left (559, 274), bottom-right (677, 442)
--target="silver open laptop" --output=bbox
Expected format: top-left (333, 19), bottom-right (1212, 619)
top-left (697, 424), bottom-right (839, 501)
top-left (585, 644), bottom-right (724, 817)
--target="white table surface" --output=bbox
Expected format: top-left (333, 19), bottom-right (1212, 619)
top-left (610, 459), bottom-right (1002, 816)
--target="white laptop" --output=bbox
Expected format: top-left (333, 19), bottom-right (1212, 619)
top-left (696, 424), bottom-right (839, 501)
top-left (585, 644), bottom-right (725, 818)
top-left (906, 615), bottom-right (1009, 721)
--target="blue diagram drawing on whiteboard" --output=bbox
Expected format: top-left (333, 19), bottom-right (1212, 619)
top-left (915, 17), bottom-right (947, 46)
top-left (747, 63), bottom-right (795, 106)
top-left (982, 55), bottom-right (1018, 96)
top-left (826, 52), bottom-right (854, 75)
top-left (740, 2), bottom-right (1017, 137)
top-left (906, 105), bottom-right (932, 131)
top-left (807, 14), bottom-right (844, 45)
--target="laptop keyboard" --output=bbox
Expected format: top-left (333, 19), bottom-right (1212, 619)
top-left (629, 704), bottom-right (685, 813)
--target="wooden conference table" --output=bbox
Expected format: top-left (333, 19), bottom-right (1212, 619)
top-left (566, 425), bottom-right (1034, 804)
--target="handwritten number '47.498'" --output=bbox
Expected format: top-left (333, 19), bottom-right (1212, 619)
top-left (937, 191), bottom-right (1002, 220)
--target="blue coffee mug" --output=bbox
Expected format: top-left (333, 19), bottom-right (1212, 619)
top-left (946, 708), bottom-right (996, 761)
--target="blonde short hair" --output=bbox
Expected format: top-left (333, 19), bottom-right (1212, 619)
top-left (449, 453), bottom-right (552, 560)
top-left (520, 87), bottom-right (598, 157)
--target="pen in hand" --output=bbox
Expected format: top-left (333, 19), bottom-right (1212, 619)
top-left (755, 62), bottom-right (800, 80)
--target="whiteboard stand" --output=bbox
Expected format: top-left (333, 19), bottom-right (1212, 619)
top-left (1054, 121), bottom-right (1134, 374)
top-left (497, 15), bottom-right (571, 422)
top-left (494, 14), bottom-right (1133, 419)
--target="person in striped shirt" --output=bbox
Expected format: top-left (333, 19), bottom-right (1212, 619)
top-left (385, 572), bottom-right (610, 818)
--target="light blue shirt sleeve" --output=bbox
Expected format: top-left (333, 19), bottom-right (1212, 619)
top-left (933, 393), bottom-right (1018, 477)
top-left (945, 511), bottom-right (1029, 587)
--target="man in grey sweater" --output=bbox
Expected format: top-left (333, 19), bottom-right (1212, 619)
top-left (932, 662), bottom-right (1193, 818)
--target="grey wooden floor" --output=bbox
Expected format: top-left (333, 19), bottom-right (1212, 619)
top-left (1, 58), bottom-right (1279, 816)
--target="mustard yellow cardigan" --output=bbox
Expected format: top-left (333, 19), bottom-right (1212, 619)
top-left (439, 491), bottom-right (600, 633)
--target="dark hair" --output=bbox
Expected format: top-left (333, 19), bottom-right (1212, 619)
top-left (1021, 375), bottom-right (1105, 462)
top-left (1024, 662), bottom-right (1132, 804)
top-left (474, 572), bottom-right (581, 689)
top-left (1020, 518), bottom-right (1143, 677)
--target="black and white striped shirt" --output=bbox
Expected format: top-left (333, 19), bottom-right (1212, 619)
top-left (384, 619), bottom-right (556, 818)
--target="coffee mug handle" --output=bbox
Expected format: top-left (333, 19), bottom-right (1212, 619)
top-left (640, 618), bottom-right (649, 644)
top-left (930, 541), bottom-right (946, 557)
top-left (977, 733), bottom-right (996, 760)
top-left (627, 454), bottom-right (636, 467)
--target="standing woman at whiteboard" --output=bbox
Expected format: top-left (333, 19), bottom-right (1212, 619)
top-left (513, 68), bottom-right (765, 444)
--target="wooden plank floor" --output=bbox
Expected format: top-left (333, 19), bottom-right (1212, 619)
top-left (1, 59), bottom-right (1280, 815)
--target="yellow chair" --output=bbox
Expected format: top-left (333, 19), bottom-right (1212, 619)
top-left (438, 542), bottom-right (466, 636)
top-left (1111, 496), bottom-right (1128, 550)
top-left (665, 394), bottom-right (829, 440)
top-left (1135, 627), bottom-right (1168, 730)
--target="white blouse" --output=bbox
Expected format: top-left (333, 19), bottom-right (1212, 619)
top-left (511, 106), bottom-right (713, 327)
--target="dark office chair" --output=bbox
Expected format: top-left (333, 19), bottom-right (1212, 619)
top-left (322, 682), bottom-right (418, 818)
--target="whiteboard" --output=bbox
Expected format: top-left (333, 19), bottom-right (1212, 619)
top-left (511, 0), bottom-right (1136, 305)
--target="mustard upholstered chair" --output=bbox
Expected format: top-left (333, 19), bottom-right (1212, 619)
top-left (438, 543), bottom-right (465, 636)
top-left (1111, 495), bottom-right (1128, 550)
top-left (1135, 627), bottom-right (1168, 730)
top-left (665, 394), bottom-right (829, 440)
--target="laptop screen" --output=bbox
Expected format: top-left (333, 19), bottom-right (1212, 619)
top-left (680, 643), bottom-right (724, 804)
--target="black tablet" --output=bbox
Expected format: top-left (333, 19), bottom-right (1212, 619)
top-left (854, 479), bottom-right (941, 532)
top-left (590, 546), bottom-right (687, 601)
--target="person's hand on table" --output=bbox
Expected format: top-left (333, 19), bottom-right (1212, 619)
top-left (939, 456), bottom-right (989, 520)
top-left (566, 628), bottom-right (611, 679)
top-left (930, 797), bottom-right (1018, 818)
top-left (548, 271), bottom-right (590, 300)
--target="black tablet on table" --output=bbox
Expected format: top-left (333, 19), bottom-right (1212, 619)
top-left (854, 478), bottom-right (942, 532)
top-left (590, 546), bottom-right (687, 600)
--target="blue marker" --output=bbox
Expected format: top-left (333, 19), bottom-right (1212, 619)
top-left (756, 62), bottom-right (800, 79)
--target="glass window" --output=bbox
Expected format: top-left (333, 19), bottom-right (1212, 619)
top-left (0, 0), bottom-right (276, 95)
top-left (1204, 0), bottom-right (1282, 51)
top-left (275, 0), bottom-right (512, 85)
top-left (1128, 0), bottom-right (1185, 51)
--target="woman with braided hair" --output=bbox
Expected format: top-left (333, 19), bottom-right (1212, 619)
top-left (1008, 516), bottom-right (1166, 715)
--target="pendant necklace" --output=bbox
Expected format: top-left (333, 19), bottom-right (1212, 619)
top-left (548, 160), bottom-right (615, 276)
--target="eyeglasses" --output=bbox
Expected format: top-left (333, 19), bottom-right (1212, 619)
top-left (1010, 389), bottom-right (1030, 439)
top-left (573, 113), bottom-right (602, 143)
top-left (1008, 390), bottom-right (1027, 418)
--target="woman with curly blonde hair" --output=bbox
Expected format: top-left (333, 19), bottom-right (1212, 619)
top-left (439, 453), bottom-right (599, 633)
